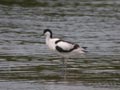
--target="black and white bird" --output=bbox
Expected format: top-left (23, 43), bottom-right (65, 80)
top-left (43, 29), bottom-right (87, 58)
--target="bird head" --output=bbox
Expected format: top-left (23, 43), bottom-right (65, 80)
top-left (43, 29), bottom-right (52, 38)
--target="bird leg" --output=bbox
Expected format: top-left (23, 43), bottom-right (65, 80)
top-left (61, 57), bottom-right (67, 81)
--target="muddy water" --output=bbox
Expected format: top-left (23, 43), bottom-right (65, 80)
top-left (0, 0), bottom-right (120, 90)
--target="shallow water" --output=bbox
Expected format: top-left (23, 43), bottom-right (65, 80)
top-left (0, 0), bottom-right (120, 90)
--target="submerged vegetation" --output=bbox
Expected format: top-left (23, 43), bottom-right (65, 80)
top-left (0, 0), bottom-right (49, 7)
top-left (0, 0), bottom-right (117, 7)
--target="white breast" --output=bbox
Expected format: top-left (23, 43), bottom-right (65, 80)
top-left (46, 38), bottom-right (59, 51)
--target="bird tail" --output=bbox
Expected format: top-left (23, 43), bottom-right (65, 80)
top-left (82, 47), bottom-right (87, 52)
top-left (74, 47), bottom-right (87, 54)
top-left (77, 47), bottom-right (88, 54)
top-left (82, 47), bottom-right (87, 50)
top-left (81, 47), bottom-right (88, 53)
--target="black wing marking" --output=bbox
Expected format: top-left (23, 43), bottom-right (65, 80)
top-left (56, 44), bottom-right (79, 53)
top-left (55, 40), bottom-right (62, 44)
top-left (55, 39), bottom-right (75, 45)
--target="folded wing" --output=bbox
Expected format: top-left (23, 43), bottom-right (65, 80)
top-left (55, 40), bottom-right (79, 52)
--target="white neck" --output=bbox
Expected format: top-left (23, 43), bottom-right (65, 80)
top-left (45, 34), bottom-right (51, 45)
top-left (44, 31), bottom-right (52, 46)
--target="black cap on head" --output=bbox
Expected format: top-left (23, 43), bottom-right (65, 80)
top-left (43, 29), bottom-right (52, 38)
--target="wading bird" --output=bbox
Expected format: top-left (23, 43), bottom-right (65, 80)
top-left (43, 29), bottom-right (87, 62)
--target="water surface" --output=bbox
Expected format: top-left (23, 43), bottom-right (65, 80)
top-left (0, 0), bottom-right (120, 90)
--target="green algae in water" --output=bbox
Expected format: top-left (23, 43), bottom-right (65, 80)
top-left (0, 0), bottom-right (49, 7)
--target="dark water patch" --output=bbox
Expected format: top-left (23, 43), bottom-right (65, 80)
top-left (0, 55), bottom-right (119, 88)
top-left (1, 0), bottom-right (120, 8)
top-left (0, 0), bottom-right (49, 7)
top-left (0, 55), bottom-right (33, 61)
